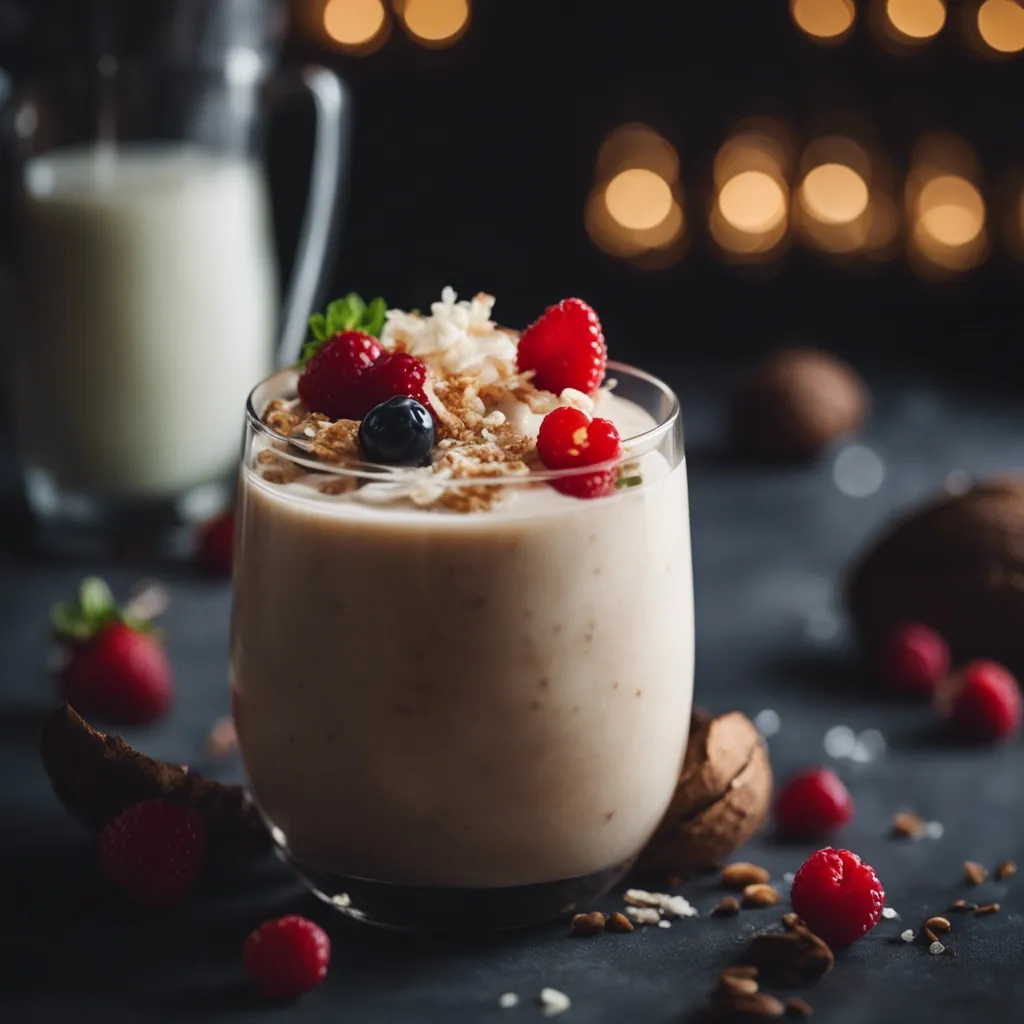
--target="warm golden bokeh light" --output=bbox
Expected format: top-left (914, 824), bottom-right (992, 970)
top-left (604, 169), bottom-right (674, 231)
top-left (718, 171), bottom-right (787, 233)
top-left (799, 163), bottom-right (870, 224)
top-left (399, 0), bottom-right (471, 46)
top-left (790, 0), bottom-right (857, 41)
top-left (916, 176), bottom-right (985, 246)
top-left (585, 187), bottom-right (685, 262)
top-left (324, 0), bottom-right (387, 48)
top-left (885, 0), bottom-right (946, 40)
top-left (977, 0), bottom-right (1024, 53)
top-left (597, 124), bottom-right (680, 185)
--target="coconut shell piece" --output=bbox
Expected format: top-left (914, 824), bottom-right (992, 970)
top-left (846, 478), bottom-right (1024, 672)
top-left (636, 711), bottom-right (772, 874)
top-left (731, 347), bottom-right (867, 462)
top-left (40, 703), bottom-right (268, 862)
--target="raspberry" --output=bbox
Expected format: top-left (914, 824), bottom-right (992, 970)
top-left (99, 800), bottom-right (205, 908)
top-left (880, 623), bottom-right (950, 695)
top-left (536, 406), bottom-right (621, 499)
top-left (243, 915), bottom-right (331, 1000)
top-left (790, 847), bottom-right (885, 948)
top-left (775, 768), bottom-right (854, 837)
top-left (361, 352), bottom-right (431, 415)
top-left (516, 297), bottom-right (608, 395)
top-left (945, 659), bottom-right (1022, 742)
top-left (297, 331), bottom-right (382, 420)
top-left (196, 509), bottom-right (235, 578)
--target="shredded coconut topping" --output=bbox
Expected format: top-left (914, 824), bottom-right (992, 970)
top-left (539, 988), bottom-right (572, 1017)
top-left (624, 889), bottom-right (698, 918)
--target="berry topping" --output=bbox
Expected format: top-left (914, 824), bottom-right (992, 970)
top-left (362, 351), bottom-right (431, 413)
top-left (359, 396), bottom-right (436, 466)
top-left (775, 767), bottom-right (854, 837)
top-left (516, 297), bottom-right (607, 395)
top-left (297, 330), bottom-right (383, 421)
top-left (99, 799), bottom-right (205, 908)
top-left (51, 578), bottom-right (173, 724)
top-left (880, 623), bottom-right (950, 696)
top-left (536, 405), bottom-right (621, 499)
top-left (243, 915), bottom-right (331, 1000)
top-left (790, 847), bottom-right (885, 948)
top-left (196, 509), bottom-right (235, 578)
top-left (944, 659), bottom-right (1022, 742)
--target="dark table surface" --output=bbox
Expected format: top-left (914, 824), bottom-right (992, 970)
top-left (3, 366), bottom-right (1024, 1023)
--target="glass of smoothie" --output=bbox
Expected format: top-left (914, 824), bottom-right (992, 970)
top-left (230, 290), bottom-right (694, 930)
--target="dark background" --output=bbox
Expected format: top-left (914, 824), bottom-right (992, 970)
top-left (1, 0), bottom-right (1022, 387)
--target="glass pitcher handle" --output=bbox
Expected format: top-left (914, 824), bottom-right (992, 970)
top-left (272, 65), bottom-right (351, 368)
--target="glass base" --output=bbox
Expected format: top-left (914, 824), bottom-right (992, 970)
top-left (24, 466), bottom-right (233, 560)
top-left (282, 850), bottom-right (632, 932)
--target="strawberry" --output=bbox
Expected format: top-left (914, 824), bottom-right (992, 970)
top-left (99, 799), bottom-right (205, 908)
top-left (51, 578), bottom-right (173, 724)
top-left (516, 297), bottom-right (607, 395)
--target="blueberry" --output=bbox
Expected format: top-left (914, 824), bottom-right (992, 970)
top-left (358, 396), bottom-right (435, 466)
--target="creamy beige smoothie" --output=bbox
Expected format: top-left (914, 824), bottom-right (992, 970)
top-left (230, 290), bottom-right (693, 911)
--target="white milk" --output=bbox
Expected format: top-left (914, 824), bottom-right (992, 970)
top-left (14, 144), bottom-right (278, 499)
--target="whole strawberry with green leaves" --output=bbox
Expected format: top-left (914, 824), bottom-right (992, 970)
top-left (51, 577), bottom-right (173, 724)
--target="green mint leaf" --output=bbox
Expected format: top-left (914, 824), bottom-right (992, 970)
top-left (325, 293), bottom-right (365, 336)
top-left (308, 313), bottom-right (328, 342)
top-left (360, 296), bottom-right (386, 338)
top-left (50, 601), bottom-right (89, 640)
top-left (616, 475), bottom-right (643, 489)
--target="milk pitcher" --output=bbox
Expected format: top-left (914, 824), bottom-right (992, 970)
top-left (5, 0), bottom-right (350, 553)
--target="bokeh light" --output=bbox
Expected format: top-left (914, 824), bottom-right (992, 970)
top-left (604, 169), bottom-right (674, 231)
top-left (718, 172), bottom-right (788, 233)
top-left (397, 0), bottom-right (471, 48)
top-left (917, 176), bottom-right (985, 246)
top-left (800, 164), bottom-right (870, 224)
top-left (323, 0), bottom-right (389, 52)
top-left (790, 0), bottom-right (857, 42)
top-left (710, 125), bottom-right (792, 259)
top-left (884, 0), bottom-right (946, 41)
top-left (977, 0), bottom-right (1024, 54)
top-left (587, 124), bottom-right (685, 266)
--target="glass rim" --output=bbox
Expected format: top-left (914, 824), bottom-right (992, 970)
top-left (244, 360), bottom-right (682, 487)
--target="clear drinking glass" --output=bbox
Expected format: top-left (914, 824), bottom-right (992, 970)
top-left (4, 0), bottom-right (349, 554)
top-left (230, 362), bottom-right (695, 931)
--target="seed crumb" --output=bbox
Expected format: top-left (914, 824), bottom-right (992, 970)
top-left (625, 906), bottom-right (661, 926)
top-left (881, 907), bottom-right (899, 920)
top-left (929, 941), bottom-right (945, 955)
top-left (995, 860), bottom-right (1016, 881)
top-left (781, 912), bottom-right (805, 931)
top-left (716, 970), bottom-right (759, 997)
top-left (891, 811), bottom-right (927, 839)
top-left (720, 862), bottom-right (771, 888)
top-left (657, 919), bottom-right (672, 929)
top-left (204, 716), bottom-right (237, 758)
top-left (786, 997), bottom-right (814, 1016)
top-left (624, 889), bottom-right (697, 918)
top-left (606, 911), bottom-right (634, 933)
top-left (948, 899), bottom-right (976, 913)
top-left (964, 861), bottom-right (988, 885)
top-left (498, 993), bottom-right (519, 1009)
top-left (539, 987), bottom-right (571, 1017)
top-left (974, 902), bottom-right (1000, 916)
top-left (901, 929), bottom-right (915, 942)
top-left (569, 911), bottom-right (606, 936)
top-left (712, 897), bottom-right (742, 917)
top-left (743, 884), bottom-right (780, 908)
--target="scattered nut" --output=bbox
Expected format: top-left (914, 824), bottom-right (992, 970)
top-left (721, 966), bottom-right (759, 981)
top-left (717, 973), bottom-right (759, 998)
top-left (570, 911), bottom-right (606, 936)
top-left (713, 897), bottom-right (742, 917)
top-left (925, 916), bottom-right (951, 934)
top-left (974, 903), bottom-right (1000, 916)
top-left (786, 997), bottom-right (814, 1017)
top-left (721, 862), bottom-right (771, 888)
top-left (964, 861), bottom-right (988, 885)
top-left (995, 860), bottom-right (1016, 881)
top-left (743, 927), bottom-right (834, 987)
top-left (891, 812), bottom-right (927, 839)
top-left (781, 913), bottom-right (804, 931)
top-left (606, 911), bottom-right (634, 933)
top-left (744, 884), bottom-right (781, 908)
top-left (204, 716), bottom-right (237, 758)
top-left (928, 941), bottom-right (945, 955)
top-left (947, 899), bottom-right (976, 913)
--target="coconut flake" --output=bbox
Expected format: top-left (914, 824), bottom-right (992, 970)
top-left (539, 988), bottom-right (571, 1016)
top-left (498, 993), bottom-right (519, 1009)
